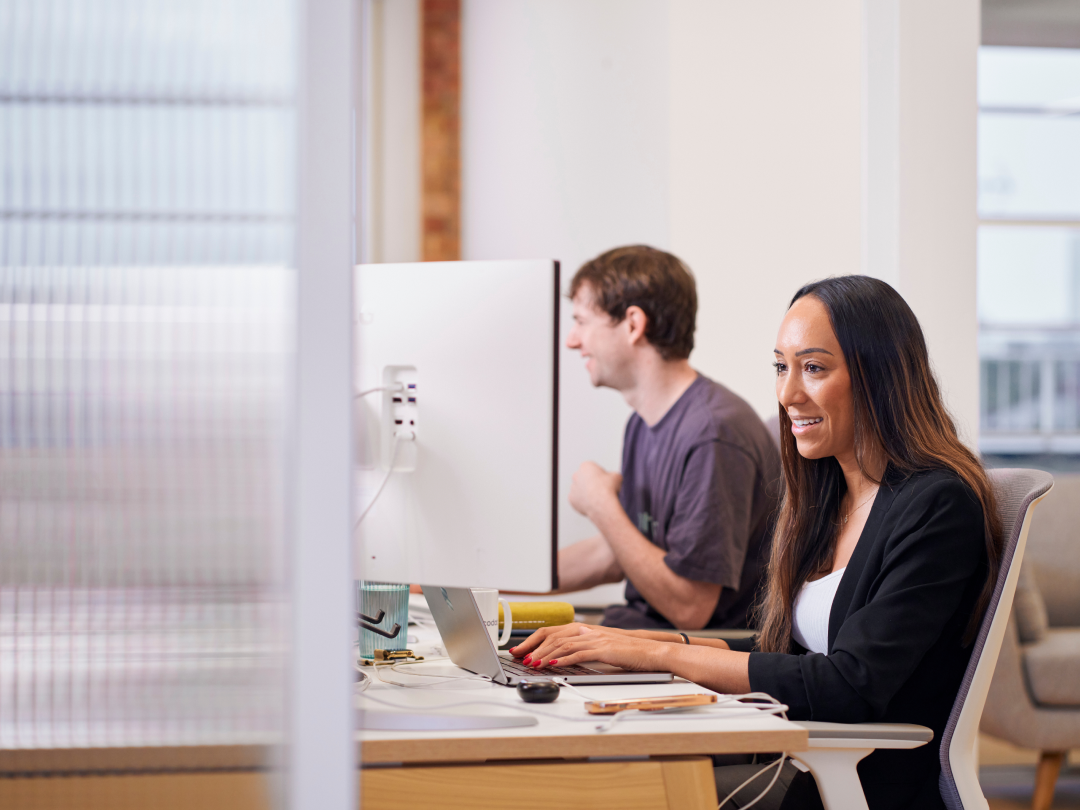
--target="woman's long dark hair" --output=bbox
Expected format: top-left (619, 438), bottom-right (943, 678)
top-left (756, 275), bottom-right (1001, 653)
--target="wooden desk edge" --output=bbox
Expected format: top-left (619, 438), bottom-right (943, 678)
top-left (360, 727), bottom-right (808, 764)
top-left (0, 727), bottom-right (809, 773)
top-left (0, 745), bottom-right (272, 775)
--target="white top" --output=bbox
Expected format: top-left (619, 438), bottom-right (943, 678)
top-left (791, 567), bottom-right (846, 654)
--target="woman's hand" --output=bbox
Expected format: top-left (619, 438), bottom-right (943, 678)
top-left (509, 623), bottom-right (666, 672)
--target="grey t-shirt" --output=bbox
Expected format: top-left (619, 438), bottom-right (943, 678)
top-left (604, 374), bottom-right (781, 629)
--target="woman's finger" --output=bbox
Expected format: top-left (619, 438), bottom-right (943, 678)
top-left (516, 624), bottom-right (593, 662)
top-left (526, 637), bottom-right (569, 665)
top-left (533, 637), bottom-right (597, 667)
top-left (519, 634), bottom-right (564, 664)
top-left (533, 639), bottom-right (586, 666)
top-left (545, 649), bottom-right (595, 668)
top-left (510, 624), bottom-right (568, 656)
top-left (508, 629), bottom-right (545, 657)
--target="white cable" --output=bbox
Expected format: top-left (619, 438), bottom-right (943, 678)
top-left (358, 671), bottom-right (788, 735)
top-left (355, 384), bottom-right (403, 399)
top-left (550, 679), bottom-right (788, 717)
top-left (373, 658), bottom-right (493, 688)
top-left (357, 690), bottom-right (787, 732)
top-left (549, 677), bottom-right (605, 700)
top-left (356, 671), bottom-right (371, 692)
top-left (360, 663), bottom-right (790, 736)
top-left (355, 434), bottom-right (409, 527)
top-left (717, 753), bottom-right (789, 810)
top-left (357, 690), bottom-right (601, 725)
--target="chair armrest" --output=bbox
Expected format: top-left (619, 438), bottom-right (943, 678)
top-left (794, 721), bottom-right (933, 749)
top-left (787, 723), bottom-right (933, 810)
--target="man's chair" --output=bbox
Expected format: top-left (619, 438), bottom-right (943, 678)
top-left (788, 468), bottom-right (1055, 810)
top-left (980, 474), bottom-right (1080, 810)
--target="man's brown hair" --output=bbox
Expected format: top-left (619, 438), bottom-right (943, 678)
top-left (569, 245), bottom-right (697, 361)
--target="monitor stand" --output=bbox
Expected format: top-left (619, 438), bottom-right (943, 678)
top-left (356, 709), bottom-right (537, 731)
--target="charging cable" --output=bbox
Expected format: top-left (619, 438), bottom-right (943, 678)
top-left (355, 431), bottom-right (415, 527)
top-left (355, 384), bottom-right (404, 399)
top-left (717, 752), bottom-right (789, 810)
top-left (369, 657), bottom-right (495, 689)
top-left (356, 678), bottom-right (790, 805)
top-left (552, 679), bottom-right (788, 718)
top-left (361, 664), bottom-right (790, 736)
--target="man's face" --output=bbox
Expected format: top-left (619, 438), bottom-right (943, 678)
top-left (566, 285), bottom-right (631, 390)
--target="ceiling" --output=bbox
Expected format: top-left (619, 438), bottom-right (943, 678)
top-left (984, 0), bottom-right (1080, 48)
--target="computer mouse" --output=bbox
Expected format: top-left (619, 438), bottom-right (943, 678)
top-left (517, 679), bottom-right (560, 704)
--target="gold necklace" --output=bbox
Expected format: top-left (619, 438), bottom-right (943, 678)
top-left (842, 487), bottom-right (879, 525)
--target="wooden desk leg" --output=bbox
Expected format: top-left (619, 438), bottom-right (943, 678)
top-left (361, 757), bottom-right (718, 810)
top-left (659, 757), bottom-right (719, 809)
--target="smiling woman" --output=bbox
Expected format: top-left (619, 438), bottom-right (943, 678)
top-left (512, 275), bottom-right (1002, 810)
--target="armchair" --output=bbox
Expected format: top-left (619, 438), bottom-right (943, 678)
top-left (981, 473), bottom-right (1080, 810)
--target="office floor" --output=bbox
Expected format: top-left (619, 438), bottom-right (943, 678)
top-left (981, 735), bottom-right (1080, 809)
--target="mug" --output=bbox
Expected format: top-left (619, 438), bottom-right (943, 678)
top-left (358, 581), bottom-right (409, 659)
top-left (471, 587), bottom-right (513, 648)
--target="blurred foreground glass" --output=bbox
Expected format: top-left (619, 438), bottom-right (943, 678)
top-left (0, 0), bottom-right (298, 772)
top-left (0, 266), bottom-right (294, 748)
top-left (358, 582), bottom-right (409, 659)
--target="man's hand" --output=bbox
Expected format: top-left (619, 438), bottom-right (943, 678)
top-left (556, 536), bottom-right (623, 593)
top-left (569, 461), bottom-right (623, 520)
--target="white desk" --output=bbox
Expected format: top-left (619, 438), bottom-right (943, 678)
top-left (357, 646), bottom-right (807, 810)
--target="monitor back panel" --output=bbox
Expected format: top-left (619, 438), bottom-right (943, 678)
top-left (355, 260), bottom-right (558, 592)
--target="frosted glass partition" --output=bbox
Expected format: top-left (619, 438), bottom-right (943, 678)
top-left (0, 0), bottom-right (298, 268)
top-left (0, 0), bottom-right (298, 757)
top-left (0, 265), bottom-right (293, 748)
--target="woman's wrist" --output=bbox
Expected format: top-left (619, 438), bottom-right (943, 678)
top-left (654, 630), bottom-right (687, 644)
top-left (643, 638), bottom-right (673, 672)
top-left (623, 629), bottom-right (680, 643)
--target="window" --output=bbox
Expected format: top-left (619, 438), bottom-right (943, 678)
top-left (978, 46), bottom-right (1080, 455)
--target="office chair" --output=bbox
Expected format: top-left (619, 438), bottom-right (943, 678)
top-left (788, 468), bottom-right (1055, 810)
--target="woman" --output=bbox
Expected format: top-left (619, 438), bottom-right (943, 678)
top-left (512, 276), bottom-right (1001, 810)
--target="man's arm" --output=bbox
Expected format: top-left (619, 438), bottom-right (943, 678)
top-left (570, 463), bottom-right (721, 629)
top-left (554, 535), bottom-right (624, 593)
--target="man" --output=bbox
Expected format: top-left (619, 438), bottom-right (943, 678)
top-left (559, 245), bottom-right (781, 630)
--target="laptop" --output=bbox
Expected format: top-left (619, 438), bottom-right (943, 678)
top-left (422, 585), bottom-right (675, 686)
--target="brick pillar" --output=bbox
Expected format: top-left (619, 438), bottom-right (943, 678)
top-left (421, 0), bottom-right (460, 261)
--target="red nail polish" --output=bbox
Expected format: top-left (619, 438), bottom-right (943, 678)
top-left (523, 655), bottom-right (532, 663)
top-left (549, 660), bottom-right (558, 666)
top-left (510, 646), bottom-right (518, 653)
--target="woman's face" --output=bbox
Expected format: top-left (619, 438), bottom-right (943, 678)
top-left (774, 295), bottom-right (856, 461)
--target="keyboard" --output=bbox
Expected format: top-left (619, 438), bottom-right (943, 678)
top-left (501, 659), bottom-right (597, 677)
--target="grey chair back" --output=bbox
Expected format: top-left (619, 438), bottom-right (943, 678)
top-left (938, 468), bottom-right (1055, 809)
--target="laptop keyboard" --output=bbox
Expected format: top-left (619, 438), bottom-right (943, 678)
top-left (501, 659), bottom-right (597, 677)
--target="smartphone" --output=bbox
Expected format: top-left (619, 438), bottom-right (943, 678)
top-left (585, 693), bottom-right (717, 715)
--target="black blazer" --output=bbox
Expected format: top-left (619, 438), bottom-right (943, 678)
top-left (729, 467), bottom-right (988, 810)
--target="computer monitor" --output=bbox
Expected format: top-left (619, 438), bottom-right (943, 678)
top-left (353, 260), bottom-right (559, 592)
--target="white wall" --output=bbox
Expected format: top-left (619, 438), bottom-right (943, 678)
top-left (861, 0), bottom-right (981, 444)
top-left (372, 0), bottom-right (981, 587)
top-left (669, 0), bottom-right (978, 441)
top-left (668, 0), bottom-right (866, 419)
top-left (895, 0), bottom-right (980, 445)
top-left (364, 0), bottom-right (421, 263)
top-left (461, 0), bottom-right (669, 566)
